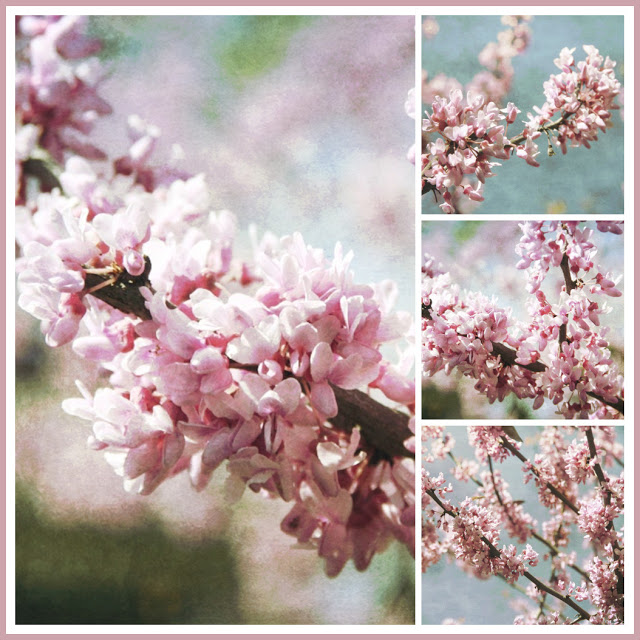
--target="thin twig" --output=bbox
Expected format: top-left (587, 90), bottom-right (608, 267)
top-left (487, 456), bottom-right (590, 583)
top-left (585, 427), bottom-right (624, 604)
top-left (498, 437), bottom-right (580, 514)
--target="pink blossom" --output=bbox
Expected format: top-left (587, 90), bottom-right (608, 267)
top-left (15, 16), bottom-right (112, 162)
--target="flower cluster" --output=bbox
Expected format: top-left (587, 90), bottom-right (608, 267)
top-left (421, 16), bottom-right (621, 213)
top-left (422, 90), bottom-right (516, 213)
top-left (421, 16), bottom-right (532, 212)
top-left (15, 15), bottom-right (415, 578)
top-left (423, 426), bottom-right (624, 625)
top-left (524, 45), bottom-right (621, 156)
top-left (15, 16), bottom-right (111, 168)
top-left (422, 221), bottom-right (624, 419)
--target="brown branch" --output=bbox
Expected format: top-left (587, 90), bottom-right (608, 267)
top-left (558, 253), bottom-right (577, 346)
top-left (530, 529), bottom-right (591, 584)
top-left (490, 341), bottom-right (624, 415)
top-left (492, 344), bottom-right (623, 413)
top-left (522, 570), bottom-right (591, 621)
top-left (559, 253), bottom-right (577, 294)
top-left (508, 114), bottom-right (569, 147)
top-left (490, 341), bottom-right (546, 373)
top-left (330, 385), bottom-right (413, 459)
top-left (83, 258), bottom-right (153, 320)
top-left (498, 437), bottom-right (580, 515)
top-left (82, 260), bottom-right (414, 461)
top-left (472, 454), bottom-right (590, 583)
top-left (585, 427), bottom-right (624, 604)
top-left (21, 157), bottom-right (62, 193)
top-left (488, 456), bottom-right (519, 523)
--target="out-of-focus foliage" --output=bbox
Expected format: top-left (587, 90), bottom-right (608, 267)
top-left (16, 484), bottom-right (243, 625)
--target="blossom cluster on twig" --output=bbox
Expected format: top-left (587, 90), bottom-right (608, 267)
top-left (14, 15), bottom-right (415, 577)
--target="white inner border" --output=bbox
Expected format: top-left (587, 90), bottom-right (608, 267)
top-left (6, 4), bottom-right (635, 636)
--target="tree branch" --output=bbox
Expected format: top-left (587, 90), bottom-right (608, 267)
top-left (507, 114), bottom-right (570, 147)
top-left (425, 486), bottom-right (591, 621)
top-left (498, 436), bottom-right (580, 514)
top-left (585, 427), bottom-right (624, 604)
top-left (558, 252), bottom-right (577, 346)
top-left (422, 113), bottom-right (574, 199)
top-left (457, 452), bottom-right (590, 584)
top-left (491, 341), bottom-right (624, 415)
top-left (559, 253), bottom-right (577, 294)
top-left (421, 301), bottom-right (624, 416)
top-left (330, 385), bottom-right (413, 459)
top-left (83, 258), bottom-right (153, 320)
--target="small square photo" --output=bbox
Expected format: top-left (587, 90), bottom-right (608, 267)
top-left (422, 425), bottom-right (624, 625)
top-left (421, 15), bottom-right (624, 215)
top-left (421, 220), bottom-right (624, 420)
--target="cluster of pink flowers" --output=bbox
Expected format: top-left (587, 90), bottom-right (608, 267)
top-left (422, 90), bottom-right (518, 213)
top-left (423, 426), bottom-right (624, 625)
top-left (15, 15), bottom-right (415, 578)
top-left (421, 18), bottom-right (621, 213)
top-left (15, 16), bottom-right (111, 168)
top-left (422, 16), bottom-right (531, 108)
top-left (421, 16), bottom-right (532, 212)
top-left (473, 15), bottom-right (532, 104)
top-left (422, 221), bottom-right (624, 419)
top-left (516, 220), bottom-right (622, 296)
top-left (450, 498), bottom-right (538, 583)
top-left (524, 45), bottom-right (621, 155)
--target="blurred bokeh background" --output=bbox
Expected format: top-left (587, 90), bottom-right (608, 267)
top-left (14, 14), bottom-right (415, 625)
top-left (421, 221), bottom-right (624, 419)
top-left (422, 425), bottom-right (624, 624)
top-left (422, 15), bottom-right (625, 215)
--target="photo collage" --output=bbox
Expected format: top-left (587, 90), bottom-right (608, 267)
top-left (10, 8), bottom-right (630, 632)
